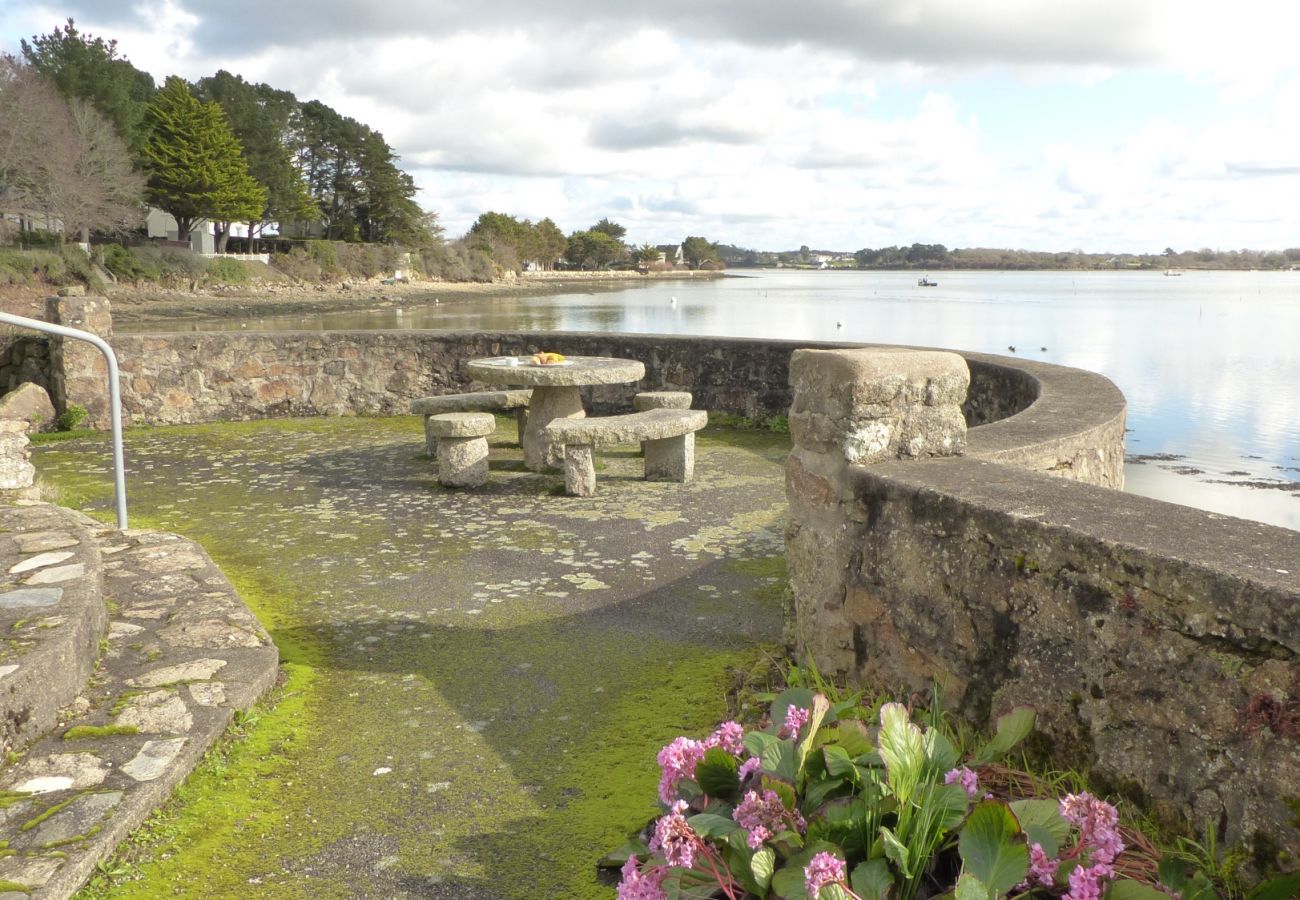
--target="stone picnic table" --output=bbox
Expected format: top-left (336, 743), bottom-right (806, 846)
top-left (464, 355), bottom-right (646, 471)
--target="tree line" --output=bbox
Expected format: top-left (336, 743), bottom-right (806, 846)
top-left (467, 212), bottom-right (721, 272)
top-left (0, 18), bottom-right (429, 253)
top-left (717, 242), bottom-right (1300, 271)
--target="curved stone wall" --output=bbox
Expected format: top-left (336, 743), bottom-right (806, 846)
top-left (784, 346), bottom-right (1298, 870)
top-left (13, 300), bottom-right (1297, 866)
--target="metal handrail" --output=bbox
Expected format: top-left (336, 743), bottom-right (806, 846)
top-left (0, 312), bottom-right (127, 530)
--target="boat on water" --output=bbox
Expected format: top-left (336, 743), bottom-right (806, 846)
top-left (918, 277), bottom-right (938, 286)
top-left (1164, 269), bottom-right (1183, 276)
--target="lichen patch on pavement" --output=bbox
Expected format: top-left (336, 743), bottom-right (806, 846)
top-left (33, 415), bottom-right (790, 899)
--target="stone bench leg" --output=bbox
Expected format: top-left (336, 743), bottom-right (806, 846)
top-left (514, 408), bottom-right (528, 447)
top-left (563, 443), bottom-right (597, 497)
top-left (644, 433), bottom-right (694, 482)
top-left (437, 435), bottom-right (490, 487)
top-left (424, 415), bottom-right (439, 459)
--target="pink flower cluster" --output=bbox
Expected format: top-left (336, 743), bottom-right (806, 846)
top-left (778, 704), bottom-right (811, 739)
top-left (1020, 792), bottom-right (1125, 897)
top-left (618, 857), bottom-right (667, 900)
top-left (1060, 791), bottom-right (1125, 865)
top-left (650, 800), bottom-right (699, 868)
top-left (655, 721), bottom-right (747, 804)
top-left (1067, 862), bottom-right (1116, 900)
top-left (804, 851), bottom-right (847, 899)
top-left (944, 765), bottom-right (980, 798)
top-left (733, 788), bottom-right (807, 849)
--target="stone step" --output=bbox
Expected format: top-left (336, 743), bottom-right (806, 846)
top-left (0, 504), bottom-right (107, 757)
top-left (0, 511), bottom-right (279, 898)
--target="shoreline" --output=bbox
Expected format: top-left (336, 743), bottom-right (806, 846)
top-left (1, 270), bottom-right (726, 327)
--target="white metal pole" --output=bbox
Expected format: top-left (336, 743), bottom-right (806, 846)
top-left (0, 312), bottom-right (128, 530)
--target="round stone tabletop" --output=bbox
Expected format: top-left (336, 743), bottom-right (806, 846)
top-left (465, 356), bottom-right (645, 388)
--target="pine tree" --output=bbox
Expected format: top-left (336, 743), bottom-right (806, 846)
top-left (140, 76), bottom-right (265, 242)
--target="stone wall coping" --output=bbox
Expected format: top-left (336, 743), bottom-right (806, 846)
top-left (957, 352), bottom-right (1127, 463)
top-left (857, 456), bottom-right (1300, 614)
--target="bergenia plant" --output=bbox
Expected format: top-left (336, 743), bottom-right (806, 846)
top-left (614, 688), bottom-right (1174, 900)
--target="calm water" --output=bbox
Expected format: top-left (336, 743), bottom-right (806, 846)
top-left (130, 269), bottom-right (1300, 531)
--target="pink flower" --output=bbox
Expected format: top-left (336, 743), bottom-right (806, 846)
top-left (738, 757), bottom-right (762, 781)
top-left (733, 789), bottom-right (806, 850)
top-left (618, 857), bottom-right (667, 900)
top-left (1021, 842), bottom-right (1059, 889)
top-left (650, 800), bottom-right (699, 868)
top-left (705, 721), bottom-right (746, 757)
top-left (804, 851), bottom-right (847, 899)
top-left (944, 766), bottom-right (980, 798)
top-left (1065, 862), bottom-right (1115, 900)
top-left (1060, 792), bottom-right (1125, 865)
top-left (657, 736), bottom-right (706, 804)
top-left (779, 705), bottom-right (811, 739)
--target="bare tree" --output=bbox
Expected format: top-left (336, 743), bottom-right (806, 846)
top-left (55, 98), bottom-right (144, 241)
top-left (0, 54), bottom-right (72, 231)
top-left (0, 54), bottom-right (142, 241)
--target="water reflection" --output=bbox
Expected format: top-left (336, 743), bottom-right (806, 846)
top-left (122, 269), bottom-right (1300, 531)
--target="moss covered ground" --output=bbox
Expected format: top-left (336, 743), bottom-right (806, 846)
top-left (31, 416), bottom-right (790, 898)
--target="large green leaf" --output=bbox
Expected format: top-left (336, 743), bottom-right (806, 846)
top-left (973, 706), bottom-right (1035, 764)
top-left (930, 782), bottom-right (973, 831)
top-left (688, 812), bottom-right (743, 840)
top-left (696, 747), bottom-right (742, 803)
top-left (751, 846), bottom-right (776, 893)
top-left (880, 826), bottom-right (911, 873)
top-left (661, 868), bottom-right (729, 899)
top-left (823, 745), bottom-right (860, 781)
top-left (957, 801), bottom-right (1029, 896)
top-left (1009, 798), bottom-right (1069, 857)
top-left (1104, 880), bottom-right (1177, 900)
top-left (771, 864), bottom-right (811, 900)
top-left (924, 728), bottom-right (960, 773)
top-left (829, 720), bottom-right (875, 759)
top-left (769, 842), bottom-right (844, 900)
top-left (877, 703), bottom-right (925, 801)
top-left (851, 858), bottom-right (894, 900)
top-left (954, 872), bottom-right (991, 900)
top-left (1245, 871), bottom-right (1300, 900)
top-left (762, 738), bottom-right (800, 783)
top-left (746, 730), bottom-right (782, 760)
top-left (803, 775), bottom-right (849, 813)
top-left (770, 687), bottom-right (818, 729)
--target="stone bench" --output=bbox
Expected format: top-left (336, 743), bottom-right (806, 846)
top-left (632, 392), bottom-right (692, 456)
top-left (411, 390), bottom-right (531, 457)
top-left (545, 408), bottom-right (708, 496)
top-left (426, 412), bottom-right (496, 487)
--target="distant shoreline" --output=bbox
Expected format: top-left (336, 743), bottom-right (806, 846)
top-left (106, 269), bottom-right (728, 327)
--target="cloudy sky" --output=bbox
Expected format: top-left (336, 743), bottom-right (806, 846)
top-left (3, 1), bottom-right (1298, 252)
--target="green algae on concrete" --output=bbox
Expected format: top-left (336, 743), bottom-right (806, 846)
top-left (32, 415), bottom-right (791, 898)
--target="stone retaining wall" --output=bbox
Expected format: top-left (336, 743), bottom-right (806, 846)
top-left (785, 347), bottom-right (1299, 869)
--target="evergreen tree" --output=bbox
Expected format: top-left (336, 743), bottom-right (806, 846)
top-left (196, 70), bottom-right (313, 248)
top-left (140, 77), bottom-right (265, 243)
top-left (21, 18), bottom-right (155, 155)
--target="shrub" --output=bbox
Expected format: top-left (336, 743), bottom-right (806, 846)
top-left (0, 249), bottom-right (35, 286)
top-left (206, 257), bottom-right (250, 284)
top-left (270, 247), bottom-right (322, 282)
top-left (16, 229), bottom-right (62, 250)
top-left (305, 240), bottom-right (337, 273)
top-left (56, 404), bottom-right (88, 431)
top-left (100, 244), bottom-right (160, 283)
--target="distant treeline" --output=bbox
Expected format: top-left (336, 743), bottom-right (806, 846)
top-left (717, 243), bottom-right (1300, 271)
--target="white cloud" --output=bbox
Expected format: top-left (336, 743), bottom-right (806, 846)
top-left (4, 1), bottom-right (1298, 250)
